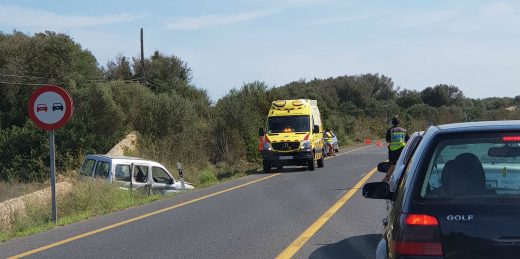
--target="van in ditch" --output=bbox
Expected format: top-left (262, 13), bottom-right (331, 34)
top-left (259, 99), bottom-right (325, 173)
top-left (79, 154), bottom-right (194, 193)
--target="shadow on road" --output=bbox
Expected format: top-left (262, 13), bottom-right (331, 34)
top-left (309, 234), bottom-right (381, 259)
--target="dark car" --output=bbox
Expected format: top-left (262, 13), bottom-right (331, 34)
top-left (52, 102), bottom-right (64, 111)
top-left (363, 121), bottom-right (520, 259)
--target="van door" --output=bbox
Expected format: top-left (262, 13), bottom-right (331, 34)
top-left (131, 164), bottom-right (150, 191)
top-left (114, 164), bottom-right (132, 189)
top-left (151, 166), bottom-right (175, 193)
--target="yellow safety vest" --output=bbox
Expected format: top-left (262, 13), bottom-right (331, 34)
top-left (389, 127), bottom-right (407, 151)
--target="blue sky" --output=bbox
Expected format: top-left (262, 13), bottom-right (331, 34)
top-left (1, 0), bottom-right (519, 100)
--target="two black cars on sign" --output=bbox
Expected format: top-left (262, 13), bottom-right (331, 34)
top-left (363, 121), bottom-right (520, 259)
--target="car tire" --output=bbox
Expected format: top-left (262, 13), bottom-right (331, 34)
top-left (263, 161), bottom-right (271, 173)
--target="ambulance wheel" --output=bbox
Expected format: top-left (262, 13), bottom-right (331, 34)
top-left (308, 158), bottom-right (316, 171)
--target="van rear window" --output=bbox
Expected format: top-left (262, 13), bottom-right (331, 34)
top-left (94, 161), bottom-right (110, 179)
top-left (115, 164), bottom-right (131, 182)
top-left (419, 133), bottom-right (520, 203)
top-left (80, 159), bottom-right (96, 176)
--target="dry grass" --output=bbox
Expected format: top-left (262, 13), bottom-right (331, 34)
top-left (0, 181), bottom-right (48, 203)
top-left (0, 178), bottom-right (162, 241)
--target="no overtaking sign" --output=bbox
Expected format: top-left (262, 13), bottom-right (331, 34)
top-left (28, 85), bottom-right (73, 223)
top-left (28, 85), bottom-right (73, 131)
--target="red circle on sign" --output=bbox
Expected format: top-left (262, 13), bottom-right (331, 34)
top-left (27, 85), bottom-right (74, 131)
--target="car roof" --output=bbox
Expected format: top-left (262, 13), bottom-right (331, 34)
top-left (86, 154), bottom-right (145, 160)
top-left (84, 154), bottom-right (166, 167)
top-left (433, 120), bottom-right (520, 133)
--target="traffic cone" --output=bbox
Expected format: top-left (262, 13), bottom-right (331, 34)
top-left (364, 138), bottom-right (371, 144)
top-left (376, 139), bottom-right (382, 147)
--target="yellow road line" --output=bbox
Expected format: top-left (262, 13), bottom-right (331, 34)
top-left (8, 173), bottom-right (281, 259)
top-left (276, 167), bottom-right (378, 259)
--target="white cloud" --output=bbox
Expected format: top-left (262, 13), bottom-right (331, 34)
top-left (165, 10), bottom-right (281, 30)
top-left (0, 5), bottom-right (142, 29)
top-left (307, 12), bottom-right (381, 26)
top-left (480, 2), bottom-right (519, 17)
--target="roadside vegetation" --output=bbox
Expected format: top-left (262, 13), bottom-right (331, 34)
top-left (1, 31), bottom-right (520, 238)
top-left (0, 178), bottom-right (162, 241)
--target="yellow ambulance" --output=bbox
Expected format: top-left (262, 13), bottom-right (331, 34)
top-left (259, 99), bottom-right (325, 173)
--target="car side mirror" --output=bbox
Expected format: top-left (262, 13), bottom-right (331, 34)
top-left (313, 125), bottom-right (319, 134)
top-left (377, 162), bottom-right (392, 173)
top-left (362, 182), bottom-right (393, 200)
top-left (258, 127), bottom-right (265, 137)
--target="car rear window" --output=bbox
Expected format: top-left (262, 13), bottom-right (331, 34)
top-left (419, 132), bottom-right (520, 203)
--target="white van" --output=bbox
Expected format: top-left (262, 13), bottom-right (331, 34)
top-left (79, 154), bottom-right (194, 193)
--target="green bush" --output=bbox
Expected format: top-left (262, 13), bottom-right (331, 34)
top-left (198, 170), bottom-right (218, 186)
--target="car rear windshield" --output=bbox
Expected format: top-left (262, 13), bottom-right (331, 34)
top-left (419, 132), bottom-right (520, 203)
top-left (267, 116), bottom-right (310, 133)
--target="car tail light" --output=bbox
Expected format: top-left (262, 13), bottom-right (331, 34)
top-left (390, 214), bottom-right (443, 257)
top-left (405, 214), bottom-right (439, 226)
top-left (503, 136), bottom-right (520, 142)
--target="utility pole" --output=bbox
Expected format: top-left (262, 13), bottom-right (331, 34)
top-left (140, 28), bottom-right (145, 84)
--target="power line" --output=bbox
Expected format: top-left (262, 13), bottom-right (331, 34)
top-left (0, 81), bottom-right (48, 86)
top-left (0, 73), bottom-right (47, 79)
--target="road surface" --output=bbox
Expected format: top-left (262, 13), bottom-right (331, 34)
top-left (0, 144), bottom-right (388, 259)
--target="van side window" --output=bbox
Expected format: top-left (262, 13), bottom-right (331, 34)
top-left (94, 161), bottom-right (110, 178)
top-left (80, 159), bottom-right (96, 176)
top-left (133, 165), bottom-right (149, 183)
top-left (152, 167), bottom-right (173, 184)
top-left (115, 164), bottom-right (131, 182)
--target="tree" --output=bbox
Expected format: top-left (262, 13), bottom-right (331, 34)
top-left (104, 54), bottom-right (133, 80)
top-left (420, 84), bottom-right (464, 107)
top-left (132, 51), bottom-right (192, 93)
top-left (396, 89), bottom-right (422, 109)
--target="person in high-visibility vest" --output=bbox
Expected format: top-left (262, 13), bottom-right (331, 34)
top-left (383, 117), bottom-right (409, 181)
top-left (324, 128), bottom-right (335, 156)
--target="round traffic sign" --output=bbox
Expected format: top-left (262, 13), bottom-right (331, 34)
top-left (28, 85), bottom-right (73, 131)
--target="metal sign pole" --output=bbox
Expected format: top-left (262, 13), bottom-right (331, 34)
top-left (177, 162), bottom-right (185, 191)
top-left (49, 130), bottom-right (57, 223)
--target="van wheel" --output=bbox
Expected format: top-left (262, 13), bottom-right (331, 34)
top-left (308, 158), bottom-right (316, 171)
top-left (317, 149), bottom-right (324, 168)
top-left (263, 161), bottom-right (271, 173)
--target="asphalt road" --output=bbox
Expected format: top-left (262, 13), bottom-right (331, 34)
top-left (0, 144), bottom-right (388, 259)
